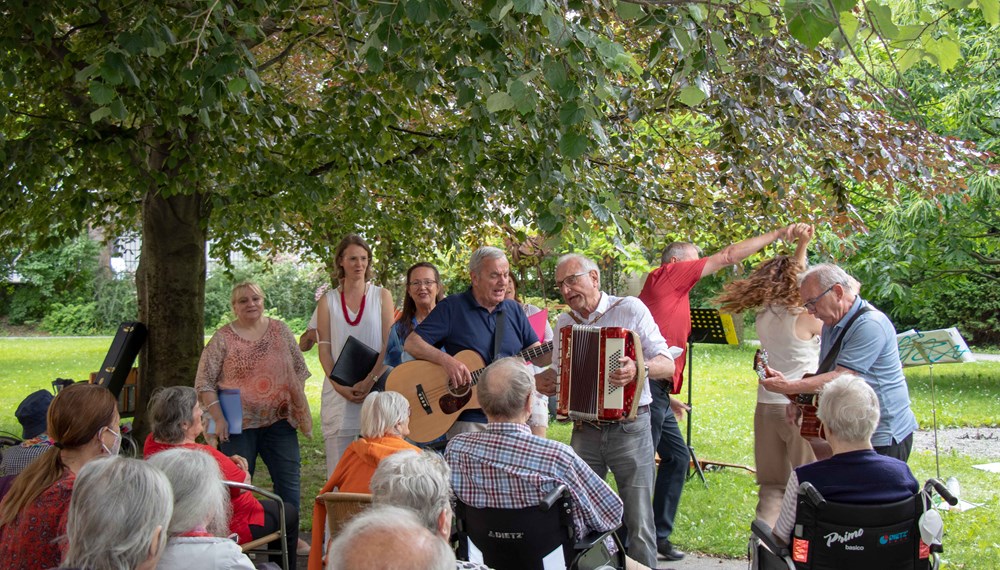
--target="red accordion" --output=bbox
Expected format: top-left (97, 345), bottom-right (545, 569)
top-left (557, 325), bottom-right (646, 422)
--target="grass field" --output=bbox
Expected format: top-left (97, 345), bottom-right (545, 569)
top-left (1, 337), bottom-right (997, 567)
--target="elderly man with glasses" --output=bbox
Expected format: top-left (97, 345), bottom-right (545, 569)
top-left (551, 253), bottom-right (676, 569)
top-left (761, 263), bottom-right (918, 462)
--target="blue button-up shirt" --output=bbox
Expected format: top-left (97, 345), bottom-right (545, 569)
top-left (821, 297), bottom-right (918, 446)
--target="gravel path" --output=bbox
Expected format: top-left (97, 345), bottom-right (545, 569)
top-left (914, 426), bottom-right (1000, 460)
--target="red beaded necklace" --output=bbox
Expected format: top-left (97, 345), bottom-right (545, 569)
top-left (340, 286), bottom-right (366, 326)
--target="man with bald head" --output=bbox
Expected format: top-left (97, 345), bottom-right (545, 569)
top-left (761, 263), bottom-right (918, 461)
top-left (326, 506), bottom-right (455, 570)
top-left (638, 225), bottom-right (794, 560)
top-left (445, 358), bottom-right (630, 564)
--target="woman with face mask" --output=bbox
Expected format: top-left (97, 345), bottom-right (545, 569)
top-left (0, 383), bottom-right (120, 570)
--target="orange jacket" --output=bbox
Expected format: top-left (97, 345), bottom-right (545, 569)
top-left (307, 436), bottom-right (420, 570)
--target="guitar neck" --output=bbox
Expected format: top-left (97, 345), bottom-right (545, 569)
top-left (469, 340), bottom-right (554, 386)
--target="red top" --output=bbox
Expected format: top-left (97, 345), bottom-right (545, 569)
top-left (144, 434), bottom-right (264, 543)
top-left (638, 257), bottom-right (709, 393)
top-left (0, 470), bottom-right (75, 570)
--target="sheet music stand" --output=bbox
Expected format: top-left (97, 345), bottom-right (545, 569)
top-left (686, 308), bottom-right (739, 485)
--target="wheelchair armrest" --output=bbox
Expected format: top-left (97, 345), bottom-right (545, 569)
top-left (540, 484), bottom-right (569, 511)
top-left (574, 526), bottom-right (617, 551)
top-left (751, 519), bottom-right (790, 557)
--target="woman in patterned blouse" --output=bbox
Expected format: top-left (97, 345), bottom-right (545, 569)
top-left (195, 280), bottom-right (311, 560)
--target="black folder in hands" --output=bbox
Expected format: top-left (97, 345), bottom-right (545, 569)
top-left (330, 335), bottom-right (380, 387)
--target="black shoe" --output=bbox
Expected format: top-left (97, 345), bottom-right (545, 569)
top-left (657, 540), bottom-right (685, 561)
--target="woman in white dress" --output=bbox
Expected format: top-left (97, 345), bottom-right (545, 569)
top-left (316, 234), bottom-right (394, 476)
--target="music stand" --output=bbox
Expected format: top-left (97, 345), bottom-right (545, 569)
top-left (685, 308), bottom-right (739, 486)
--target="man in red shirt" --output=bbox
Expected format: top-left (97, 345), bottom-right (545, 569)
top-left (638, 225), bottom-right (794, 561)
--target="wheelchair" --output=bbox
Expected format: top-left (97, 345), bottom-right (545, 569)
top-left (750, 478), bottom-right (957, 570)
top-left (454, 483), bottom-right (626, 570)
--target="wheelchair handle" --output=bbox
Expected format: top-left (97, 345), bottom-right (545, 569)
top-left (926, 478), bottom-right (958, 506)
top-left (540, 484), bottom-right (568, 511)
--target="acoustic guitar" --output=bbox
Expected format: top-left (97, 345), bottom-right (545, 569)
top-left (754, 348), bottom-right (826, 440)
top-left (385, 341), bottom-right (553, 443)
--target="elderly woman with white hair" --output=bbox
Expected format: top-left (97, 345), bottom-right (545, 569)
top-left (148, 448), bottom-right (255, 570)
top-left (771, 374), bottom-right (919, 543)
top-left (59, 456), bottom-right (173, 570)
top-left (308, 390), bottom-right (420, 569)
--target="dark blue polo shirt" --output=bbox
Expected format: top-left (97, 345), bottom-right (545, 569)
top-left (415, 288), bottom-right (539, 424)
top-left (415, 288), bottom-right (539, 363)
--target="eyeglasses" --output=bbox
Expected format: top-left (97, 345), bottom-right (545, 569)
top-left (409, 279), bottom-right (438, 288)
top-left (803, 285), bottom-right (836, 311)
top-left (555, 271), bottom-right (589, 290)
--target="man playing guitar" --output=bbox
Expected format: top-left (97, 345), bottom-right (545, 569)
top-left (403, 246), bottom-right (541, 438)
top-left (760, 263), bottom-right (918, 462)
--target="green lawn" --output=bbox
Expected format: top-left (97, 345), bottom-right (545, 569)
top-left (1, 338), bottom-right (997, 567)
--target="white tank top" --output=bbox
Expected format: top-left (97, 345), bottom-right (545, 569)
top-left (755, 306), bottom-right (820, 404)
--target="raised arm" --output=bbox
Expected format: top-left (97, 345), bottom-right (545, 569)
top-left (702, 225), bottom-right (794, 277)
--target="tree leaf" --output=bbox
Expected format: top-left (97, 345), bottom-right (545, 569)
top-left (89, 106), bottom-right (111, 123)
top-left (617, 2), bottom-right (645, 20)
top-left (513, 0), bottom-right (544, 16)
top-left (559, 101), bottom-right (586, 126)
top-left (924, 35), bottom-right (961, 72)
top-left (678, 85), bottom-right (707, 107)
top-left (559, 132), bottom-right (588, 159)
top-left (783, 0), bottom-right (839, 48)
top-left (90, 82), bottom-right (116, 105)
top-left (228, 77), bottom-right (249, 95)
top-left (979, 0), bottom-right (999, 25)
top-left (486, 91), bottom-right (515, 112)
top-left (867, 2), bottom-right (899, 40)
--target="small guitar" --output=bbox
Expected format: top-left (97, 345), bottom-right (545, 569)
top-left (385, 341), bottom-right (553, 443)
top-left (754, 349), bottom-right (826, 441)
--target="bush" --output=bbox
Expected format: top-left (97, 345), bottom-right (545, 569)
top-left (910, 274), bottom-right (1000, 346)
top-left (204, 260), bottom-right (326, 334)
top-left (42, 302), bottom-right (99, 335)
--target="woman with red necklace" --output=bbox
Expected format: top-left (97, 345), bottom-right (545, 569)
top-left (316, 234), bottom-right (394, 476)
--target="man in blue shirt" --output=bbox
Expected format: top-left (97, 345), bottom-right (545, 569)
top-left (405, 246), bottom-right (540, 434)
top-left (761, 263), bottom-right (918, 460)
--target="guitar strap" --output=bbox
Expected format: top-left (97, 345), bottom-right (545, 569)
top-left (815, 304), bottom-right (873, 374)
top-left (492, 308), bottom-right (507, 362)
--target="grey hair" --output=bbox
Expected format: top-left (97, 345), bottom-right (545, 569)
top-left (660, 242), bottom-right (698, 264)
top-left (817, 374), bottom-right (881, 444)
top-left (478, 357), bottom-right (534, 421)
top-left (62, 457), bottom-right (173, 570)
top-left (468, 246), bottom-right (507, 275)
top-left (556, 253), bottom-right (600, 279)
top-left (147, 448), bottom-right (231, 537)
top-left (360, 391), bottom-right (411, 439)
top-left (370, 450), bottom-right (452, 533)
top-left (799, 263), bottom-right (861, 295)
top-left (326, 506), bottom-right (455, 570)
top-left (148, 386), bottom-right (199, 444)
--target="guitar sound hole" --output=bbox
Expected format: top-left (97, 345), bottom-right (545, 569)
top-left (439, 389), bottom-right (472, 414)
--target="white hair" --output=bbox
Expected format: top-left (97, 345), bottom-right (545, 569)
top-left (370, 450), bottom-right (452, 533)
top-left (817, 374), bottom-right (881, 444)
top-left (360, 391), bottom-right (411, 439)
top-left (62, 457), bottom-right (173, 570)
top-left (468, 246), bottom-right (507, 274)
top-left (799, 263), bottom-right (861, 294)
top-left (478, 357), bottom-right (534, 421)
top-left (556, 253), bottom-right (600, 279)
top-left (326, 506), bottom-right (455, 570)
top-left (147, 448), bottom-right (231, 537)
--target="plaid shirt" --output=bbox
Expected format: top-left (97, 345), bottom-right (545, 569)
top-left (0, 433), bottom-right (52, 477)
top-left (445, 423), bottom-right (623, 542)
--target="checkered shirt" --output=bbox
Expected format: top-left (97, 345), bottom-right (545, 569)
top-left (445, 422), bottom-right (623, 542)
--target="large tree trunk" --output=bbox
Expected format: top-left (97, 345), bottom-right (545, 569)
top-left (133, 140), bottom-right (209, 440)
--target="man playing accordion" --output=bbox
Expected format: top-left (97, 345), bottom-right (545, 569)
top-left (550, 253), bottom-right (676, 569)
